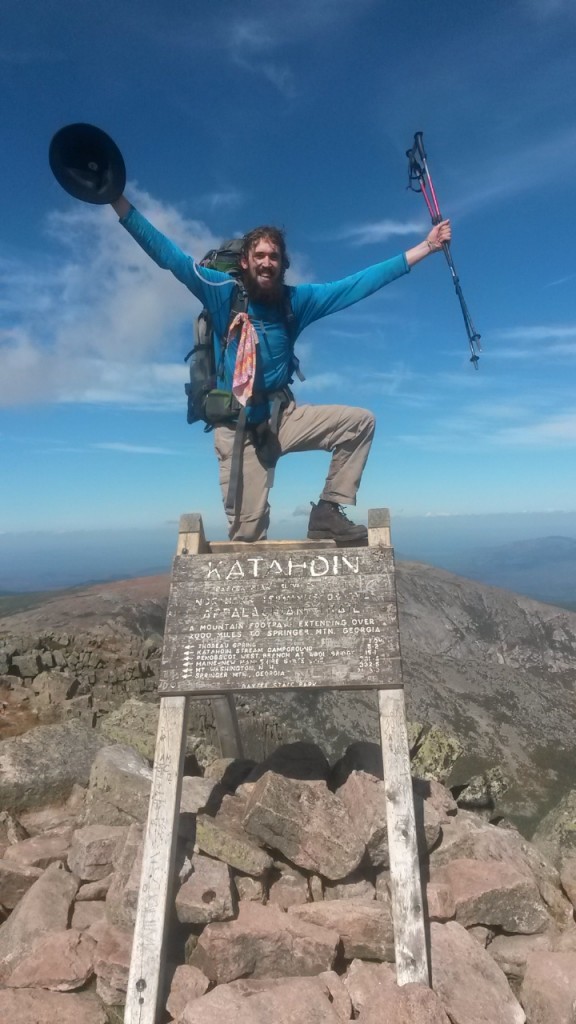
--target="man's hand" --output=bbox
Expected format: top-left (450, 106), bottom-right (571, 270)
top-left (405, 218), bottom-right (452, 267)
top-left (111, 195), bottom-right (131, 219)
top-left (426, 219), bottom-right (451, 252)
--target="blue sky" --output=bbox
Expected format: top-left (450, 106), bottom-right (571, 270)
top-left (2, 0), bottom-right (576, 557)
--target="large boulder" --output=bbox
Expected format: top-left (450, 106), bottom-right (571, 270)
top-left (430, 921), bottom-right (526, 1024)
top-left (0, 722), bottom-right (110, 811)
top-left (83, 744), bottom-right (152, 825)
top-left (531, 789), bottom-right (576, 870)
top-left (4, 928), bottom-right (95, 991)
top-left (242, 771), bottom-right (365, 880)
top-left (520, 951), bottom-right (576, 1024)
top-left (0, 989), bottom-right (107, 1024)
top-left (288, 898), bottom-right (395, 961)
top-left (0, 861), bottom-right (79, 979)
top-left (190, 901), bottom-right (338, 984)
top-left (432, 857), bottom-right (550, 933)
top-left (177, 975), bottom-right (347, 1024)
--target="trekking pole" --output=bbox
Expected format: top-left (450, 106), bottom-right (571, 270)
top-left (406, 131), bottom-right (482, 368)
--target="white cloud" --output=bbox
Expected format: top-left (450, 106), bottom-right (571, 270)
top-left (494, 412), bottom-right (576, 447)
top-left (450, 125), bottom-right (576, 218)
top-left (492, 323), bottom-right (576, 360)
top-left (0, 187), bottom-right (218, 409)
top-left (328, 219), bottom-right (426, 246)
top-left (200, 188), bottom-right (246, 211)
top-left (92, 442), bottom-right (179, 455)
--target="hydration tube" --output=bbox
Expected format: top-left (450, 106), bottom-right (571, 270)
top-left (193, 262), bottom-right (237, 287)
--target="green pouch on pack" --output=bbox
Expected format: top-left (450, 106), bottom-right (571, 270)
top-left (203, 389), bottom-right (242, 426)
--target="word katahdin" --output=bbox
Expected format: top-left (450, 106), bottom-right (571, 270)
top-left (204, 554), bottom-right (360, 580)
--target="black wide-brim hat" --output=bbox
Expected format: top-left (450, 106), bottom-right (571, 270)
top-left (49, 123), bottom-right (126, 205)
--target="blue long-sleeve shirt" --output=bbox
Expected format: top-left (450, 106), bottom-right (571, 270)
top-left (121, 207), bottom-right (410, 421)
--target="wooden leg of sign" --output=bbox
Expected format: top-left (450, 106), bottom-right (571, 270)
top-left (124, 695), bottom-right (188, 1024)
top-left (368, 508), bottom-right (429, 986)
top-left (378, 688), bottom-right (429, 984)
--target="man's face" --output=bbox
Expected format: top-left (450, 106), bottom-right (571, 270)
top-left (241, 237), bottom-right (283, 302)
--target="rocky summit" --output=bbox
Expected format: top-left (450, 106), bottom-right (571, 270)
top-left (0, 735), bottom-right (575, 1023)
top-left (1, 560), bottom-right (575, 826)
top-left (0, 561), bottom-right (575, 1022)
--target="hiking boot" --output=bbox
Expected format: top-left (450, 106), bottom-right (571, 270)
top-left (307, 500), bottom-right (368, 545)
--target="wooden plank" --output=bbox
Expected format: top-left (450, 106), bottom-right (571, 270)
top-left (368, 507), bottom-right (429, 987)
top-left (124, 696), bottom-right (188, 1024)
top-left (368, 507), bottom-right (391, 547)
top-left (210, 539), bottom-right (337, 553)
top-left (177, 513), bottom-right (207, 555)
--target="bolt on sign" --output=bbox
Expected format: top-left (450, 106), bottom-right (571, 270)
top-left (158, 546), bottom-right (402, 694)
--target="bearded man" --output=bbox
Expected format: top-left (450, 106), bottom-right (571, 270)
top-left (111, 195), bottom-right (450, 544)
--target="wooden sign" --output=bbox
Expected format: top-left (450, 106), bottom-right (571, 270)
top-left (158, 545), bottom-right (402, 694)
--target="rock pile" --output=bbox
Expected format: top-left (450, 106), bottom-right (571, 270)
top-left (0, 631), bottom-right (162, 734)
top-left (1, 733), bottom-right (576, 1023)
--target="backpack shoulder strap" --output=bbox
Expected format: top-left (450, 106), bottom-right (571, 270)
top-left (283, 286), bottom-right (305, 382)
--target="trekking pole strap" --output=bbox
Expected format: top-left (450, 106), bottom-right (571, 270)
top-left (225, 407), bottom-right (247, 515)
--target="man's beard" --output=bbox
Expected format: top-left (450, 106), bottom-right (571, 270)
top-left (243, 268), bottom-right (285, 305)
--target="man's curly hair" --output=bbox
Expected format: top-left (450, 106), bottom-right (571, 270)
top-left (241, 226), bottom-right (290, 271)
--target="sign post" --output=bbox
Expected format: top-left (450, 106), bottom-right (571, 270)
top-left (124, 509), bottom-right (428, 1024)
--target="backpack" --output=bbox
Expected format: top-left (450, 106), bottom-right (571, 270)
top-left (184, 239), bottom-right (302, 431)
top-left (184, 238), bottom-right (246, 430)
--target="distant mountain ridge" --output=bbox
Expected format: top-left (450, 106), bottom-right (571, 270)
top-left (1, 561), bottom-right (575, 831)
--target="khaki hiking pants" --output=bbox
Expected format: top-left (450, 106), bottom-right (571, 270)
top-left (213, 401), bottom-right (375, 542)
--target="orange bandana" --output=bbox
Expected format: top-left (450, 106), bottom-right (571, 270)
top-left (228, 312), bottom-right (259, 407)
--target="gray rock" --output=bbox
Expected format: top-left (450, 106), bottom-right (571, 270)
top-left (242, 771), bottom-right (365, 880)
top-left (84, 743), bottom-right (152, 825)
top-left (99, 698), bottom-right (161, 761)
top-left (93, 921), bottom-right (133, 1006)
top-left (408, 722), bottom-right (465, 784)
top-left (359, 982), bottom-right (452, 1024)
top-left (196, 814), bottom-right (272, 878)
top-left (178, 976), bottom-right (345, 1024)
top-left (105, 824), bottom-right (143, 929)
top-left (289, 898), bottom-right (395, 961)
top-left (175, 853), bottom-right (235, 925)
top-left (532, 789), bottom-right (576, 870)
top-left (488, 931), bottom-right (554, 984)
top-left (0, 859), bottom-right (43, 909)
top-left (430, 921), bottom-right (525, 1024)
top-left (337, 770), bottom-right (389, 868)
top-left (268, 863), bottom-right (310, 909)
top-left (0, 989), bottom-right (107, 1024)
top-left (521, 951), bottom-right (576, 1024)
top-left (68, 825), bottom-right (128, 881)
top-left (342, 959), bottom-right (397, 1016)
top-left (433, 857), bottom-right (550, 933)
top-left (0, 861), bottom-right (79, 979)
top-left (4, 928), bottom-right (96, 991)
top-left (166, 964), bottom-right (210, 1019)
top-left (31, 670), bottom-right (76, 706)
top-left (190, 901), bottom-right (338, 984)
top-left (10, 652), bottom-right (42, 678)
top-left (0, 722), bottom-right (110, 812)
